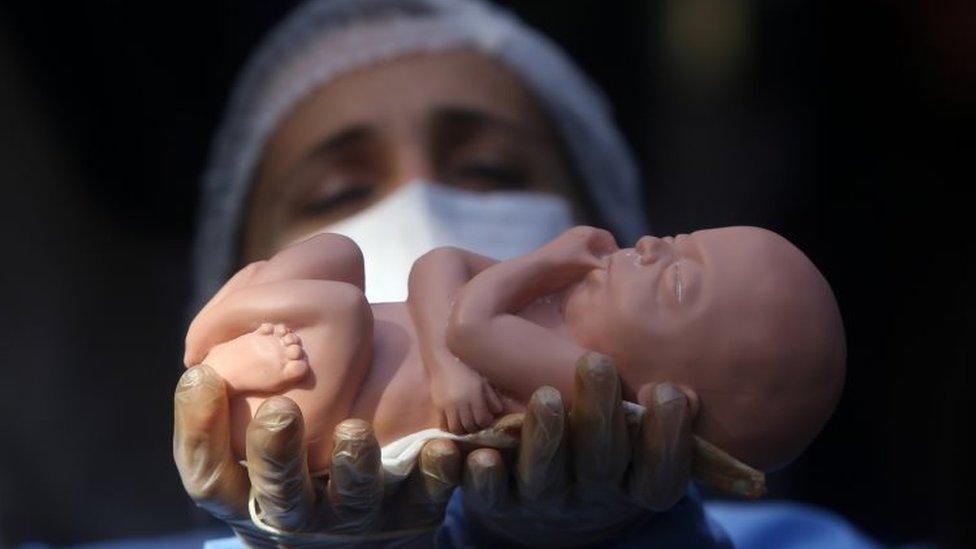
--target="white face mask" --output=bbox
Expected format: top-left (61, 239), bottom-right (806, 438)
top-left (296, 179), bottom-right (575, 303)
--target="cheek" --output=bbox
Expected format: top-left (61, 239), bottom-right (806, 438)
top-left (564, 283), bottom-right (609, 347)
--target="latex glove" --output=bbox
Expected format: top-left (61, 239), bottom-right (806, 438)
top-left (459, 352), bottom-right (697, 547)
top-left (173, 364), bottom-right (461, 547)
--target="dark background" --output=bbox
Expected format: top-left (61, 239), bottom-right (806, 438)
top-left (0, 0), bottom-right (971, 546)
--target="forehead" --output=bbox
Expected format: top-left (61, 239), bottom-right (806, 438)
top-left (260, 49), bottom-right (551, 175)
top-left (691, 227), bottom-right (784, 267)
top-left (690, 228), bottom-right (810, 336)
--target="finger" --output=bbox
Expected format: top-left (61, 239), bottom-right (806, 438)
top-left (445, 409), bottom-right (459, 434)
top-left (516, 386), bottom-right (568, 501)
top-left (472, 396), bottom-right (493, 429)
top-left (486, 384), bottom-right (504, 414)
top-left (388, 438), bottom-right (463, 530)
top-left (570, 352), bottom-right (630, 485)
top-left (459, 404), bottom-right (478, 434)
top-left (173, 365), bottom-right (249, 520)
top-left (463, 448), bottom-right (508, 510)
top-left (628, 383), bottom-right (693, 511)
top-left (245, 396), bottom-right (315, 532)
top-left (589, 228), bottom-right (618, 255)
top-left (418, 439), bottom-right (462, 503)
top-left (327, 419), bottom-right (383, 529)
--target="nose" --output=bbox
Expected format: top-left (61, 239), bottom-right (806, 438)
top-left (635, 235), bottom-right (671, 263)
top-left (389, 140), bottom-right (436, 189)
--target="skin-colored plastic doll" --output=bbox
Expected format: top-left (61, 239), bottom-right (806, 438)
top-left (185, 226), bottom-right (845, 473)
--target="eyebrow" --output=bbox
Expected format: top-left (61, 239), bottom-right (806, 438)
top-left (285, 106), bottom-right (545, 184)
top-left (279, 124), bottom-right (376, 187)
top-left (304, 125), bottom-right (373, 161)
top-left (431, 106), bottom-right (545, 143)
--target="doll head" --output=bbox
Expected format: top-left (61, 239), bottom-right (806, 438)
top-left (563, 227), bottom-right (846, 470)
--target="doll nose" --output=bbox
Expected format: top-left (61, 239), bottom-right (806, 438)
top-left (636, 236), bottom-right (670, 263)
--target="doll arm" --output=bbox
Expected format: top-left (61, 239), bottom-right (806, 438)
top-left (446, 252), bottom-right (588, 403)
top-left (408, 247), bottom-right (506, 432)
top-left (407, 247), bottom-right (497, 378)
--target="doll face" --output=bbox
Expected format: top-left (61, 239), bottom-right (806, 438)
top-left (565, 225), bottom-right (846, 469)
top-left (565, 227), bottom-right (810, 376)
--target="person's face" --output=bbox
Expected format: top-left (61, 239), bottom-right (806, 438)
top-left (242, 49), bottom-right (577, 262)
top-left (566, 227), bottom-right (797, 375)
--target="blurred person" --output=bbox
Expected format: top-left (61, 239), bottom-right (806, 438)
top-left (175, 0), bottom-right (714, 546)
top-left (173, 0), bottom-right (875, 547)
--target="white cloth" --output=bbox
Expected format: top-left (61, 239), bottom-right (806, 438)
top-left (379, 427), bottom-right (519, 483)
top-left (375, 401), bottom-right (645, 483)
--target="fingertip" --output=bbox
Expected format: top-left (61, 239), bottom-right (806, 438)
top-left (333, 417), bottom-right (374, 443)
top-left (530, 385), bottom-right (564, 414)
top-left (252, 396), bottom-right (303, 433)
top-left (175, 364), bottom-right (224, 407)
top-left (487, 386), bottom-right (504, 413)
top-left (467, 447), bottom-right (503, 470)
top-left (420, 439), bottom-right (462, 497)
top-left (575, 352), bottom-right (617, 391)
top-left (177, 363), bottom-right (221, 389)
top-left (472, 403), bottom-right (492, 429)
top-left (650, 383), bottom-right (692, 418)
top-left (460, 407), bottom-right (477, 434)
top-left (464, 448), bottom-right (507, 507)
top-left (678, 385), bottom-right (700, 419)
top-left (423, 438), bottom-right (461, 465)
top-left (446, 411), bottom-right (460, 435)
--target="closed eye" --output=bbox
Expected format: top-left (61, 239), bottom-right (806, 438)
top-left (449, 162), bottom-right (528, 191)
top-left (674, 261), bottom-right (684, 302)
top-left (302, 182), bottom-right (373, 216)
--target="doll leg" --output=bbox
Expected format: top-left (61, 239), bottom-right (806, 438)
top-left (187, 234), bottom-right (365, 363)
top-left (248, 233), bottom-right (365, 290)
top-left (195, 233), bottom-right (364, 322)
top-left (188, 279), bottom-right (372, 396)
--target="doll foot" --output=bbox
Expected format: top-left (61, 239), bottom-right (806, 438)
top-left (258, 322), bottom-right (309, 382)
top-left (205, 323), bottom-right (309, 393)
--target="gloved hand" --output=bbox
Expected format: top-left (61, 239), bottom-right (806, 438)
top-left (173, 364), bottom-right (461, 547)
top-left (459, 352), bottom-right (699, 547)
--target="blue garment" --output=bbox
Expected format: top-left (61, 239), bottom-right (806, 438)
top-left (437, 487), bottom-right (732, 548)
top-left (189, 492), bottom-right (878, 549)
top-left (704, 500), bottom-right (880, 549)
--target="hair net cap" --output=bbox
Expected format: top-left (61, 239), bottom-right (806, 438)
top-left (195, 0), bottom-right (647, 305)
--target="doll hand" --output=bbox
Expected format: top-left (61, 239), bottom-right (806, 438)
top-left (458, 353), bottom-right (697, 547)
top-left (431, 362), bottom-right (505, 434)
top-left (174, 365), bottom-right (462, 546)
top-left (533, 226), bottom-right (618, 276)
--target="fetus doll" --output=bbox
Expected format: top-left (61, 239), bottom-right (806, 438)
top-left (184, 226), bottom-right (845, 473)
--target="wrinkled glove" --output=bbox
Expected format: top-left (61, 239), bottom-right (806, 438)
top-left (460, 352), bottom-right (705, 547)
top-left (173, 364), bottom-right (461, 547)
